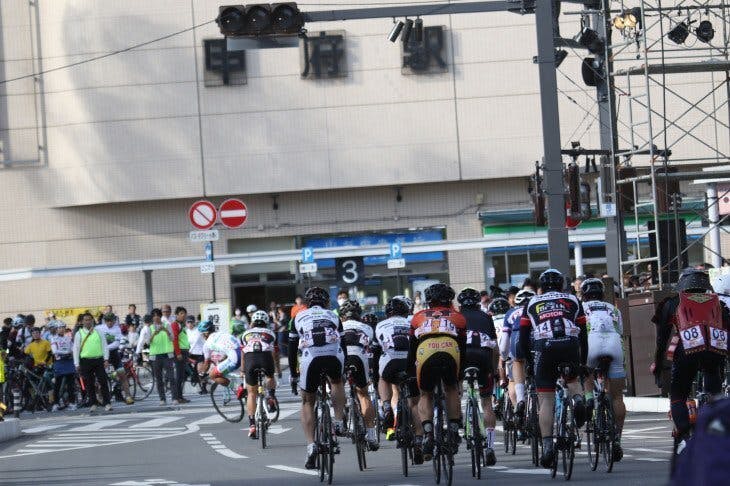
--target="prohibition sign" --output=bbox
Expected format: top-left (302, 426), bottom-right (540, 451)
top-left (219, 198), bottom-right (248, 229)
top-left (189, 200), bottom-right (217, 230)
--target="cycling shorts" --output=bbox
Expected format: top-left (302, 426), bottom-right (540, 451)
top-left (212, 346), bottom-right (242, 377)
top-left (587, 333), bottom-right (625, 379)
top-left (345, 351), bottom-right (369, 389)
top-left (243, 352), bottom-right (275, 386)
top-left (108, 349), bottom-right (123, 371)
top-left (464, 347), bottom-right (494, 397)
top-left (415, 336), bottom-right (460, 392)
top-left (299, 347), bottom-right (344, 394)
top-left (533, 337), bottom-right (580, 392)
top-left (509, 331), bottom-right (525, 361)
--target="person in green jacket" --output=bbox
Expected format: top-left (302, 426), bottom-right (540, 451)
top-left (72, 312), bottom-right (112, 412)
top-left (142, 308), bottom-right (174, 406)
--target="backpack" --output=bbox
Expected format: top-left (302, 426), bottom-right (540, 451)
top-left (671, 397), bottom-right (730, 485)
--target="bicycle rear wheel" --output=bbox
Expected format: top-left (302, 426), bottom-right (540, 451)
top-left (562, 401), bottom-right (575, 481)
top-left (470, 400), bottom-right (483, 479)
top-left (601, 398), bottom-right (615, 473)
top-left (210, 383), bottom-right (244, 423)
top-left (134, 365), bottom-right (154, 400)
top-left (443, 450), bottom-right (453, 486)
top-left (258, 397), bottom-right (268, 449)
top-left (587, 416), bottom-right (598, 471)
top-left (433, 405), bottom-right (444, 484)
top-left (398, 401), bottom-right (410, 477)
top-left (529, 394), bottom-right (541, 467)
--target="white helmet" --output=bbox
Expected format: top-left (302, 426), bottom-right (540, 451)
top-left (713, 273), bottom-right (730, 294)
top-left (49, 319), bottom-right (66, 329)
top-left (514, 289), bottom-right (535, 305)
top-left (246, 304), bottom-right (258, 313)
top-left (251, 310), bottom-right (269, 324)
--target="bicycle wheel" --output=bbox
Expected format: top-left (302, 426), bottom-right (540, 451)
top-left (268, 395), bottom-right (280, 423)
top-left (443, 441), bottom-right (454, 486)
top-left (433, 405), bottom-right (443, 485)
top-left (562, 400), bottom-right (575, 481)
top-left (398, 401), bottom-right (410, 477)
top-left (529, 395), bottom-right (540, 466)
top-left (601, 398), bottom-right (615, 473)
top-left (126, 374), bottom-right (137, 401)
top-left (210, 383), bottom-right (244, 422)
top-left (134, 365), bottom-right (154, 400)
top-left (325, 408), bottom-right (335, 485)
top-left (586, 416), bottom-right (598, 471)
top-left (470, 400), bottom-right (483, 479)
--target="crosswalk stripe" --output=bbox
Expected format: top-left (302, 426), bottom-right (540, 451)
top-left (267, 465), bottom-right (318, 476)
top-left (68, 420), bottom-right (127, 431)
top-left (130, 417), bottom-right (182, 428)
top-left (16, 449), bottom-right (55, 453)
top-left (22, 425), bottom-right (66, 434)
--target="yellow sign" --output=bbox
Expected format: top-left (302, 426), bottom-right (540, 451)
top-left (45, 306), bottom-right (107, 327)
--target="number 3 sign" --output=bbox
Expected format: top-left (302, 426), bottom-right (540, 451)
top-left (335, 257), bottom-right (364, 285)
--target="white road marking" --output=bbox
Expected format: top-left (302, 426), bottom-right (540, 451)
top-left (69, 420), bottom-right (127, 431)
top-left (16, 449), bottom-right (55, 454)
top-left (267, 465), bottom-right (318, 476)
top-left (199, 433), bottom-right (247, 459)
top-left (501, 468), bottom-right (551, 475)
top-left (624, 418), bottom-right (669, 422)
top-left (623, 426), bottom-right (667, 434)
top-left (636, 457), bottom-right (669, 462)
top-left (627, 447), bottom-right (671, 454)
top-left (189, 414), bottom-right (225, 426)
top-left (215, 449), bottom-right (247, 459)
top-left (276, 409), bottom-right (300, 421)
top-left (266, 425), bottom-right (292, 435)
top-left (22, 424), bottom-right (66, 434)
top-left (130, 417), bottom-right (183, 428)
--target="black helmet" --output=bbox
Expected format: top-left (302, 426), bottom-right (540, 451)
top-left (305, 286), bottom-right (330, 308)
top-left (676, 268), bottom-right (712, 292)
top-left (361, 313), bottom-right (379, 329)
top-left (385, 297), bottom-right (410, 317)
top-left (339, 299), bottom-right (362, 320)
top-left (425, 283), bottom-right (456, 308)
top-left (580, 278), bottom-right (604, 300)
top-left (488, 297), bottom-right (510, 316)
top-left (457, 287), bottom-right (481, 309)
top-left (539, 268), bottom-right (565, 292)
top-left (392, 295), bottom-right (414, 314)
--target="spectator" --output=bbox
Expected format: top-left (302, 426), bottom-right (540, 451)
top-left (1, 317), bottom-right (12, 352)
top-left (73, 312), bottom-right (112, 412)
top-left (572, 275), bottom-right (585, 298)
top-left (522, 278), bottom-right (536, 292)
top-left (161, 305), bottom-right (173, 324)
top-left (140, 309), bottom-right (174, 406)
top-left (413, 291), bottom-right (425, 312)
top-left (232, 307), bottom-right (248, 329)
top-left (506, 286), bottom-right (520, 307)
top-left (16, 314), bottom-right (36, 351)
top-left (335, 289), bottom-right (348, 311)
top-left (276, 306), bottom-right (289, 358)
top-left (245, 304), bottom-right (258, 323)
top-left (186, 315), bottom-right (207, 394)
top-left (50, 321), bottom-right (76, 411)
top-left (479, 290), bottom-right (490, 313)
top-left (125, 304), bottom-right (141, 328)
top-left (100, 313), bottom-right (134, 405)
top-left (24, 327), bottom-right (52, 367)
top-left (127, 323), bottom-right (139, 350)
top-left (170, 306), bottom-right (191, 404)
top-left (290, 295), bottom-right (307, 319)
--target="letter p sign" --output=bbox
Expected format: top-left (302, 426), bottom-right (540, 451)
top-left (390, 242), bottom-right (402, 259)
top-left (302, 247), bottom-right (314, 263)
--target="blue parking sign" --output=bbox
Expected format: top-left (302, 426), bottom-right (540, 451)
top-left (390, 242), bottom-right (402, 259)
top-left (302, 247), bottom-right (314, 263)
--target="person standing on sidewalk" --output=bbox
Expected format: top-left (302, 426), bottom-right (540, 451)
top-left (100, 313), bottom-right (134, 405)
top-left (186, 315), bottom-right (207, 394)
top-left (72, 312), bottom-right (112, 412)
top-left (140, 309), bottom-right (175, 406)
top-left (171, 306), bottom-right (191, 404)
top-left (50, 321), bottom-right (76, 411)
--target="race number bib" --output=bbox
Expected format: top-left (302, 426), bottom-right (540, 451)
top-left (710, 327), bottom-right (728, 350)
top-left (535, 321), bottom-right (554, 340)
top-left (680, 325), bottom-right (705, 351)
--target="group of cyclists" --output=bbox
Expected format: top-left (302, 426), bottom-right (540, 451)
top-left (1, 264), bottom-right (726, 483)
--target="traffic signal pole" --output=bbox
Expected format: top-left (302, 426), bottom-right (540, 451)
top-left (262, 1), bottom-right (572, 273)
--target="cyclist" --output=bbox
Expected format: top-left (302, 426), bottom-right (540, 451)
top-left (520, 268), bottom-right (588, 468)
top-left (500, 289), bottom-right (535, 424)
top-left (651, 268), bottom-right (729, 455)
top-left (288, 287), bottom-right (347, 470)
top-left (408, 283), bottom-right (467, 460)
top-left (580, 278), bottom-right (626, 460)
top-left (339, 299), bottom-right (379, 451)
top-left (100, 313), bottom-right (134, 405)
top-left (199, 320), bottom-right (242, 388)
top-left (374, 299), bottom-right (423, 461)
top-left (458, 287), bottom-right (498, 465)
top-left (240, 311), bottom-right (278, 439)
top-left (50, 320), bottom-right (76, 411)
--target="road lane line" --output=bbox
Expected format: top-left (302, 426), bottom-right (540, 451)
top-left (130, 417), bottom-right (184, 428)
top-left (267, 465), bottom-right (318, 476)
top-left (216, 449), bottom-right (247, 459)
top-left (22, 425), bottom-right (66, 434)
top-left (636, 457), bottom-right (669, 462)
top-left (627, 447), bottom-right (671, 454)
top-left (68, 420), bottom-right (127, 431)
top-left (623, 426), bottom-right (667, 434)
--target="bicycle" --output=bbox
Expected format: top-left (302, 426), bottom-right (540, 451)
top-left (550, 363), bottom-right (578, 481)
top-left (585, 357), bottom-right (617, 473)
top-left (18, 364), bottom-right (54, 413)
top-left (368, 381), bottom-right (382, 446)
top-left (210, 376), bottom-right (246, 423)
top-left (394, 373), bottom-right (418, 477)
top-left (525, 372), bottom-right (541, 467)
top-left (126, 350), bottom-right (154, 401)
top-left (53, 373), bottom-right (82, 410)
top-left (501, 380), bottom-right (517, 456)
top-left (314, 370), bottom-right (337, 484)
top-left (432, 380), bottom-right (454, 486)
top-left (344, 364), bottom-right (368, 471)
top-left (463, 366), bottom-right (485, 479)
top-left (253, 368), bottom-right (279, 449)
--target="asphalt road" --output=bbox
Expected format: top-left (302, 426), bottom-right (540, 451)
top-left (0, 378), bottom-right (673, 486)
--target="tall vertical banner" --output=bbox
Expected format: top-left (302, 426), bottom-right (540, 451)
top-left (200, 301), bottom-right (231, 334)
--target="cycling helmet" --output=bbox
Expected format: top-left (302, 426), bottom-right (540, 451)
top-left (514, 289), bottom-right (535, 305)
top-left (385, 297), bottom-right (410, 317)
top-left (361, 313), bottom-right (379, 328)
top-left (49, 319), bottom-right (66, 330)
top-left (488, 297), bottom-right (510, 316)
top-left (142, 314), bottom-right (153, 324)
top-left (580, 278), bottom-right (604, 300)
top-left (103, 313), bottom-right (116, 322)
top-left (539, 268), bottom-right (565, 292)
top-left (676, 268), bottom-right (712, 292)
top-left (197, 319), bottom-right (215, 334)
top-left (392, 295), bottom-right (414, 314)
top-left (251, 310), bottom-right (270, 326)
top-left (713, 273), bottom-right (730, 294)
top-left (230, 320), bottom-right (246, 336)
top-left (246, 304), bottom-right (258, 314)
top-left (304, 286), bottom-right (330, 308)
top-left (12, 315), bottom-right (26, 328)
top-left (457, 287), bottom-right (481, 309)
top-left (424, 283), bottom-right (456, 308)
top-left (339, 299), bottom-right (362, 320)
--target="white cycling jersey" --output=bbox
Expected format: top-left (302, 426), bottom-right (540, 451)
top-left (291, 306), bottom-right (341, 355)
top-left (203, 332), bottom-right (240, 361)
top-left (375, 316), bottom-right (410, 359)
top-left (341, 319), bottom-right (373, 355)
top-left (582, 300), bottom-right (625, 379)
top-left (582, 301), bottom-right (623, 335)
top-left (240, 327), bottom-right (276, 354)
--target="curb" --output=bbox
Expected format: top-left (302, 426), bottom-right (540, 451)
top-left (624, 396), bottom-right (670, 413)
top-left (0, 418), bottom-right (21, 442)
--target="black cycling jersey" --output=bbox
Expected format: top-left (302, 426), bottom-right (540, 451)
top-left (461, 308), bottom-right (497, 348)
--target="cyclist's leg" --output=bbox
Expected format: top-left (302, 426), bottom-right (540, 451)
top-left (606, 335), bottom-right (627, 435)
top-left (700, 353), bottom-right (725, 395)
top-left (378, 356), bottom-right (398, 434)
top-left (325, 354), bottom-right (346, 425)
top-left (669, 347), bottom-right (697, 439)
top-left (243, 352), bottom-right (260, 434)
top-left (350, 353), bottom-right (375, 427)
top-left (512, 331), bottom-right (527, 411)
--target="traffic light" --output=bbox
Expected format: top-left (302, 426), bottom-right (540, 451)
top-left (217, 3), bottom-right (304, 37)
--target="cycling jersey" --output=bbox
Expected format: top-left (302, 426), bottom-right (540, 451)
top-left (501, 306), bottom-right (525, 360)
top-left (410, 307), bottom-right (467, 391)
top-left (50, 334), bottom-right (74, 375)
top-left (288, 306), bottom-right (344, 393)
top-left (375, 316), bottom-right (411, 379)
top-left (461, 308), bottom-right (497, 349)
top-left (203, 332), bottom-right (241, 376)
top-left (341, 319), bottom-right (373, 388)
top-left (240, 328), bottom-right (277, 354)
top-left (582, 300), bottom-right (625, 379)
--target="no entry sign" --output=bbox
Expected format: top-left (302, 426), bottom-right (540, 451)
top-left (219, 198), bottom-right (248, 229)
top-left (189, 200), bottom-right (217, 230)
